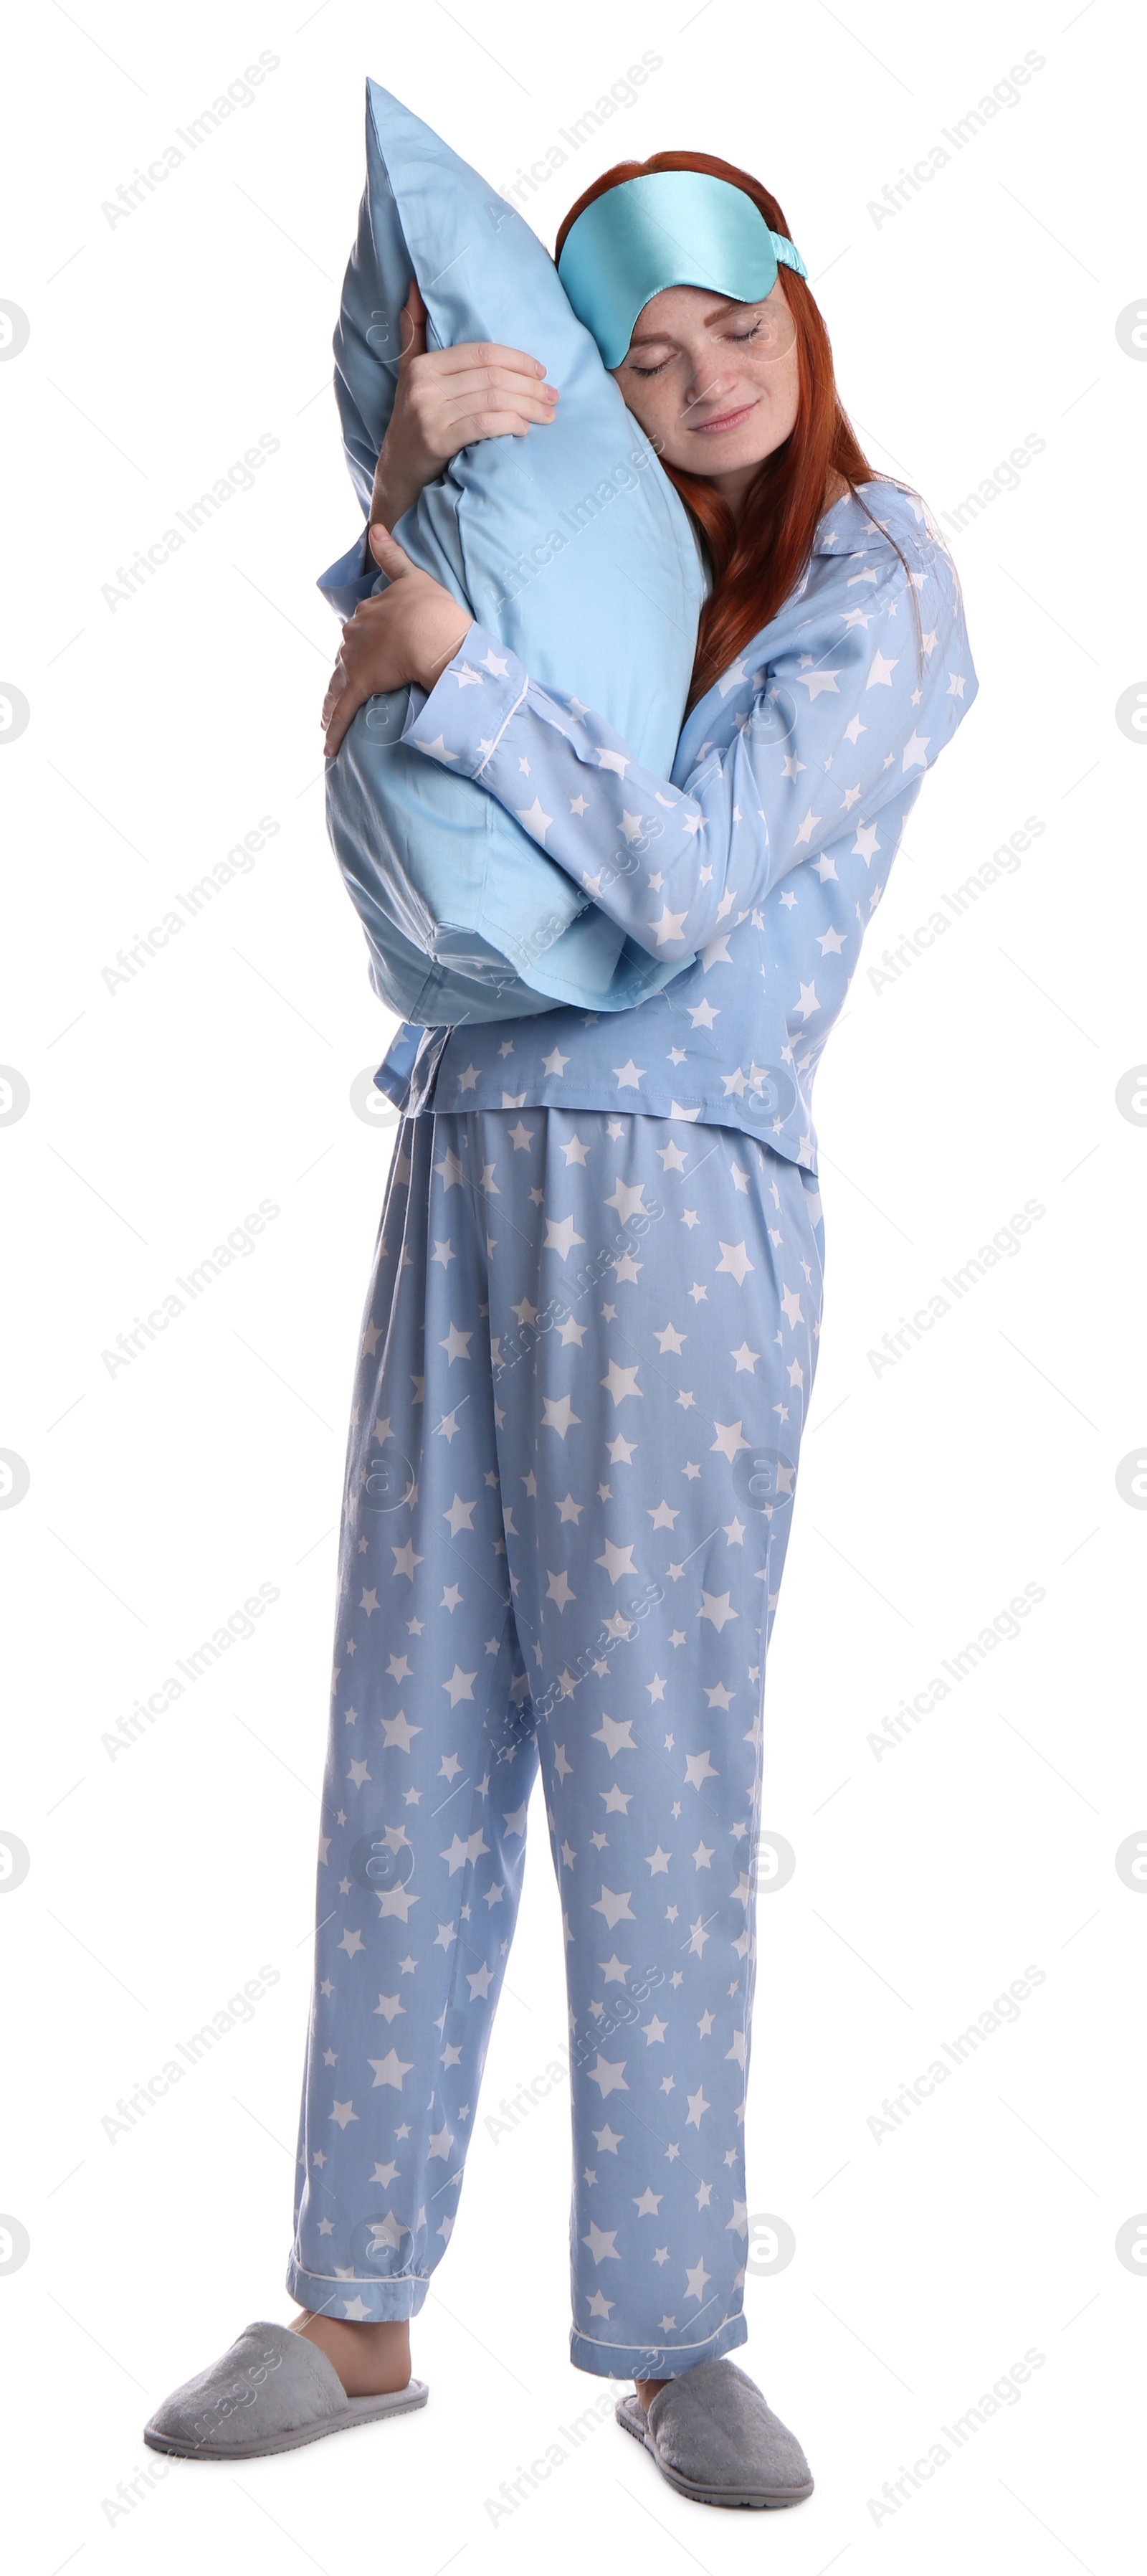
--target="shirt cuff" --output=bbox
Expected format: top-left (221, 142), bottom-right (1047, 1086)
top-left (400, 625), bottom-right (529, 780)
top-left (372, 1021), bottom-right (424, 1107)
top-left (315, 524), bottom-right (378, 621)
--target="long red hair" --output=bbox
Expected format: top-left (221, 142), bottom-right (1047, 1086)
top-left (556, 151), bottom-right (880, 709)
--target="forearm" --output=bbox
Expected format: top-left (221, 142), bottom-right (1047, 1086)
top-left (401, 627), bottom-right (746, 962)
top-left (368, 438), bottom-right (426, 531)
top-left (401, 533), bottom-right (977, 947)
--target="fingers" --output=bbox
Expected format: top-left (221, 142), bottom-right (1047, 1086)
top-left (442, 405), bottom-right (555, 445)
top-left (320, 643), bottom-right (350, 724)
top-left (320, 572), bottom-right (421, 751)
top-left (399, 367), bottom-right (558, 458)
top-left (320, 603), bottom-right (381, 742)
top-left (428, 368), bottom-right (560, 448)
top-left (323, 683), bottom-right (360, 760)
top-left (429, 338), bottom-right (551, 382)
top-left (322, 631), bottom-right (378, 755)
top-left (438, 366), bottom-right (558, 417)
top-left (368, 524), bottom-right (414, 575)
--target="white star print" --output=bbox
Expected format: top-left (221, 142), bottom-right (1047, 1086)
top-left (543, 1212), bottom-right (586, 1258)
top-left (595, 1538), bottom-right (637, 1583)
top-left (649, 906), bottom-right (689, 946)
top-left (442, 1665), bottom-right (477, 1705)
top-left (698, 1589), bottom-right (738, 1630)
top-left (866, 649), bottom-right (898, 687)
top-left (440, 1827), bottom-right (489, 1874)
top-left (514, 796), bottom-right (553, 841)
top-left (541, 1393), bottom-right (580, 1436)
top-left (368, 2049), bottom-right (412, 2088)
top-left (710, 1421), bottom-right (750, 1461)
top-left (582, 2220), bottom-right (620, 2260)
top-left (715, 1240), bottom-right (754, 1284)
top-left (600, 1361), bottom-right (642, 1406)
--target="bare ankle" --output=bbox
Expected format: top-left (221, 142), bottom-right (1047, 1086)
top-left (290, 2310), bottom-right (412, 2400)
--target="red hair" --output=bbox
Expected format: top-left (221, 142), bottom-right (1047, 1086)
top-left (556, 151), bottom-right (880, 709)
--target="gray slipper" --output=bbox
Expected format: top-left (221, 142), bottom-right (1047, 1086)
top-left (143, 2320), bottom-right (428, 2461)
top-left (616, 2357), bottom-right (814, 2509)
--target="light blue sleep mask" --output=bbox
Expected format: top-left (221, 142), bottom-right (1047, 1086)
top-left (557, 169), bottom-right (807, 371)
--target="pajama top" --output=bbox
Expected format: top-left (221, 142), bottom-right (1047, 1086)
top-left (368, 478), bottom-right (977, 1170)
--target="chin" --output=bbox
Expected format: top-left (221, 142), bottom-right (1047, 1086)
top-left (687, 435), bottom-right (768, 474)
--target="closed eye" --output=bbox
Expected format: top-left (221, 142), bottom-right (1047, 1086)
top-left (628, 320), bottom-right (763, 379)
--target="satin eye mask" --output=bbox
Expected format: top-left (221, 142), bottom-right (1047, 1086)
top-left (557, 170), bottom-right (807, 371)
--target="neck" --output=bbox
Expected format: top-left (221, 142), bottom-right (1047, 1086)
top-left (707, 460), bottom-right (765, 524)
top-left (705, 460), bottom-right (851, 532)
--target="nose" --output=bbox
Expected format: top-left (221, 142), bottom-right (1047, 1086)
top-left (678, 352), bottom-right (738, 424)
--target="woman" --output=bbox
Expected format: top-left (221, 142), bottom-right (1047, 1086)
top-left (145, 151), bottom-right (976, 2509)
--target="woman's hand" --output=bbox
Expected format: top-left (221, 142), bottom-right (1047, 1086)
top-left (322, 528), bottom-right (473, 759)
top-left (369, 278), bottom-right (557, 528)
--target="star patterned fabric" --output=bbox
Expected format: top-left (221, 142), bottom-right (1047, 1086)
top-left (290, 473), bottom-right (974, 2380)
top-left (288, 1107), bottom-right (824, 2380)
top-left (375, 480), bottom-right (976, 1162)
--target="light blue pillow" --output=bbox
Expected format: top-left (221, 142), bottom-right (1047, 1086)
top-left (319, 82), bottom-right (705, 1026)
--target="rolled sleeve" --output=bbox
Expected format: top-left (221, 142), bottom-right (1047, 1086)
top-left (317, 525), bottom-right (379, 622)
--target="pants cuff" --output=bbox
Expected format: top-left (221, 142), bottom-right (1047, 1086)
top-left (286, 2256), bottom-right (431, 2325)
top-left (568, 2310), bottom-right (748, 2381)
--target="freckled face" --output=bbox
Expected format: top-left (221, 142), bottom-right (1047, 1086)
top-left (611, 279), bottom-right (800, 487)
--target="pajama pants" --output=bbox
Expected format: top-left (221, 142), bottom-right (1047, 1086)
top-left (287, 1105), bottom-right (825, 2381)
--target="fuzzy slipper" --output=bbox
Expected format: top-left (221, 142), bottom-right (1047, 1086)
top-left (143, 2320), bottom-right (428, 2461)
top-left (616, 2357), bottom-right (814, 2509)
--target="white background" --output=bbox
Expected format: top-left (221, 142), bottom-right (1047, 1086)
top-left (2, 2), bottom-right (1144, 2568)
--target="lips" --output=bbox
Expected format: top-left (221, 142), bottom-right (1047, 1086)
top-left (691, 399), bottom-right (758, 436)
